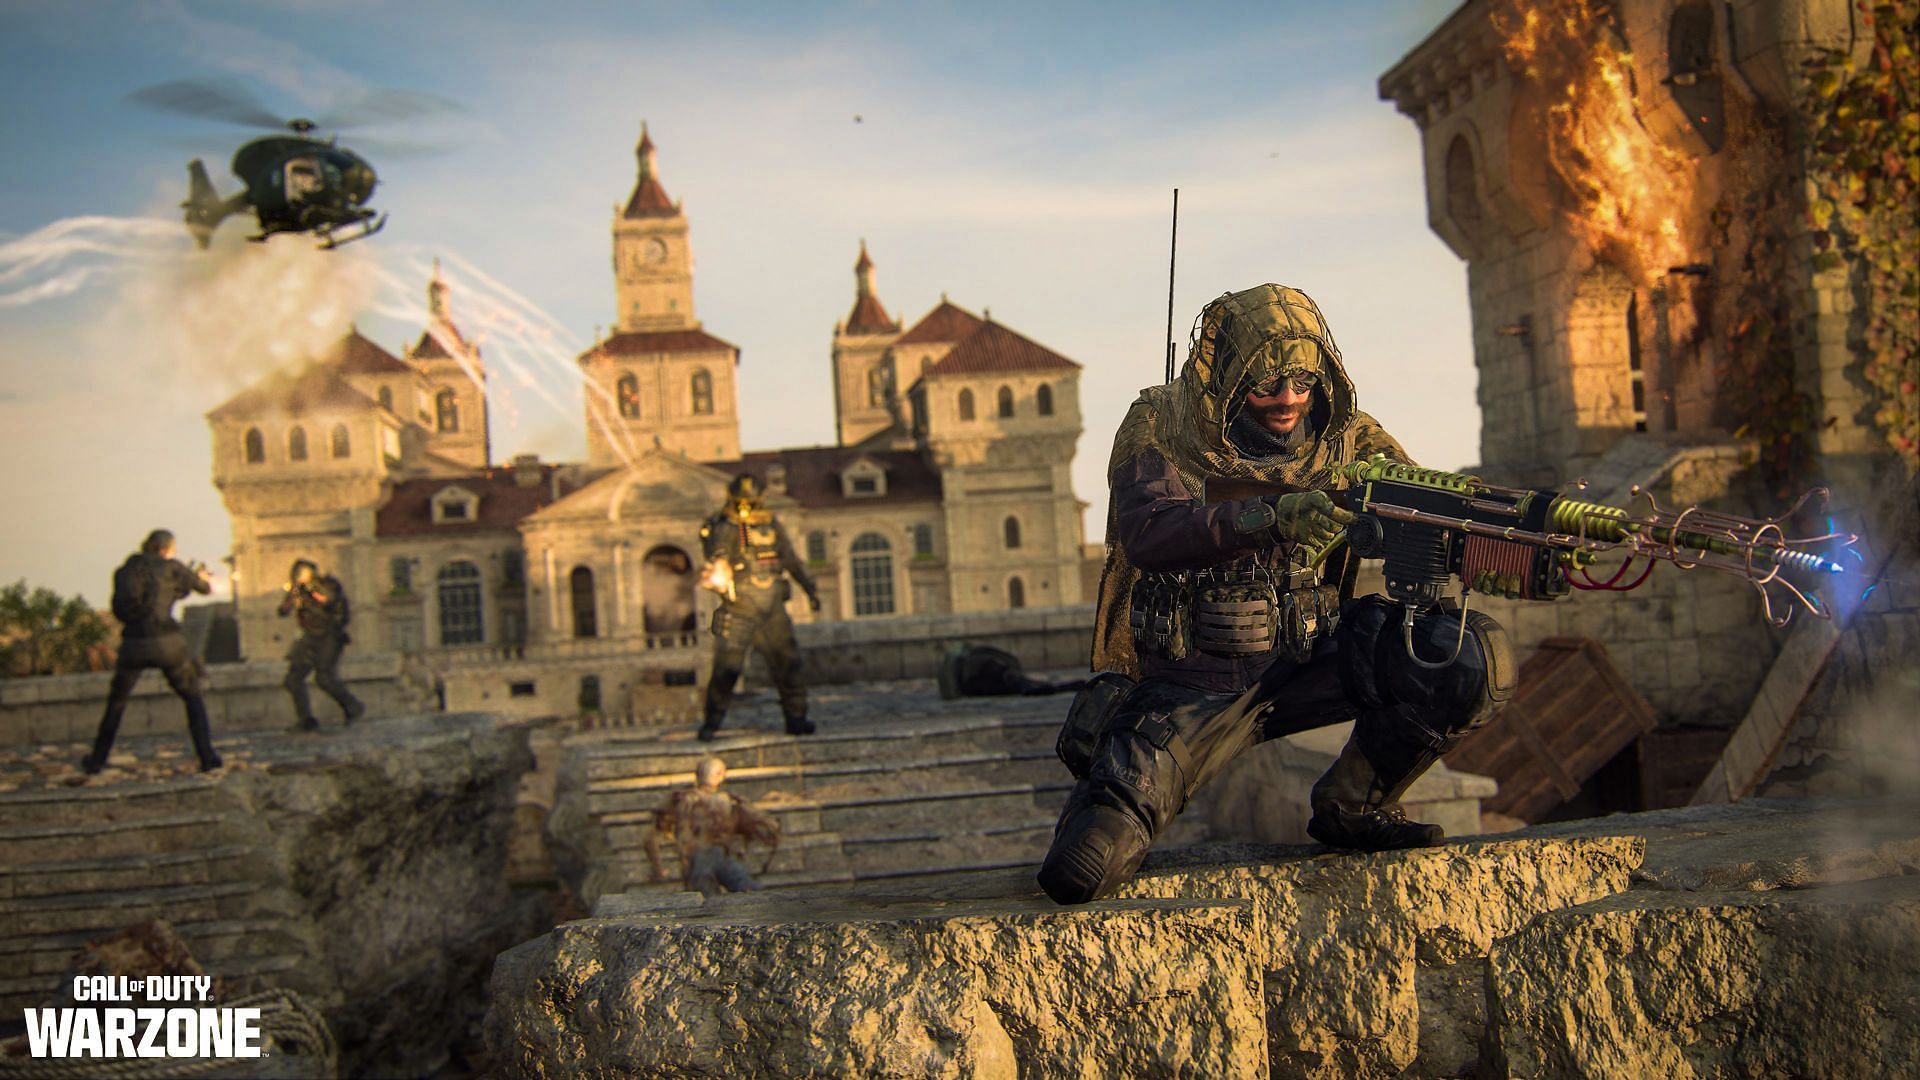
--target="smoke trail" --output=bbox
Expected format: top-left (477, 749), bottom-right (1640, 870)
top-left (2, 212), bottom-right (640, 467)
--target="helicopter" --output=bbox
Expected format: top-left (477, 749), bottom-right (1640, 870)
top-left (128, 79), bottom-right (454, 251)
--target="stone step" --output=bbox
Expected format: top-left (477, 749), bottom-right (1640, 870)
top-left (586, 750), bottom-right (1066, 817)
top-left (0, 881), bottom-right (274, 939)
top-left (0, 813), bottom-right (235, 864)
top-left (0, 916), bottom-right (303, 979)
top-left (817, 784), bottom-right (1070, 837)
top-left (579, 711), bottom-right (1062, 779)
top-left (839, 820), bottom-right (1056, 880)
top-left (599, 831), bottom-right (852, 893)
top-left (0, 776), bottom-right (228, 826)
top-left (0, 845), bottom-right (260, 900)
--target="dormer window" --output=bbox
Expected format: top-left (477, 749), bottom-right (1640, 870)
top-left (841, 459), bottom-right (887, 498)
top-left (432, 485), bottom-right (480, 524)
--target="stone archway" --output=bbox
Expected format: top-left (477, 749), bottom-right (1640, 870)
top-left (641, 545), bottom-right (696, 634)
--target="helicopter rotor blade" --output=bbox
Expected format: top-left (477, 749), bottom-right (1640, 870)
top-left (126, 77), bottom-right (289, 130)
top-left (313, 88), bottom-right (465, 132)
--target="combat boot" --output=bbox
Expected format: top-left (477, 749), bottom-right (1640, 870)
top-left (291, 717), bottom-right (321, 734)
top-left (784, 714), bottom-right (815, 736)
top-left (696, 713), bottom-right (724, 742)
top-left (1306, 804), bottom-right (1443, 851)
top-left (1307, 727), bottom-right (1446, 853)
top-left (1037, 797), bottom-right (1150, 905)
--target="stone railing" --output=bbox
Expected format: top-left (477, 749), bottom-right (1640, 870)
top-left (789, 604), bottom-right (1095, 684)
top-left (0, 654), bottom-right (425, 747)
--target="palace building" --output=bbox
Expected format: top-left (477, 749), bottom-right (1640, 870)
top-left (206, 126), bottom-right (1094, 716)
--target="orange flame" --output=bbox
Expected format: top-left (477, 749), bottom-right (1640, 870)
top-left (1493, 0), bottom-right (1695, 284)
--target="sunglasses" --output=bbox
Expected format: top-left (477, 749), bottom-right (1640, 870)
top-left (1248, 370), bottom-right (1320, 397)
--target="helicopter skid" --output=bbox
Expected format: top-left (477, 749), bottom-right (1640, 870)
top-left (317, 213), bottom-right (387, 250)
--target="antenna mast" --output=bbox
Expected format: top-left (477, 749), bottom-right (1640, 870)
top-left (1165, 188), bottom-right (1179, 384)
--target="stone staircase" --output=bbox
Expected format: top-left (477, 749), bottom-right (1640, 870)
top-left (557, 682), bottom-right (1077, 902)
top-left (0, 778), bottom-right (314, 1019)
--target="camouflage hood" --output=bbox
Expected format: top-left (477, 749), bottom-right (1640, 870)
top-left (1113, 284), bottom-right (1367, 496)
top-left (1091, 284), bottom-right (1408, 676)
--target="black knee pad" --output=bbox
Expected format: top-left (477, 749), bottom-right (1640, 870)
top-left (1340, 599), bottom-right (1515, 737)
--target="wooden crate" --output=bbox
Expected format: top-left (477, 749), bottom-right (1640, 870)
top-left (1446, 636), bottom-right (1658, 822)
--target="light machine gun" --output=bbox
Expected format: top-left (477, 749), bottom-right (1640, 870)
top-left (1313, 455), bottom-right (1859, 668)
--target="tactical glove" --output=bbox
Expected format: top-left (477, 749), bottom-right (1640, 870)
top-left (1470, 569), bottom-right (1527, 599)
top-left (807, 593), bottom-right (822, 613)
top-left (1236, 491), bottom-right (1354, 546)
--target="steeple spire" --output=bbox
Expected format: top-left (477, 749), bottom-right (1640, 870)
top-left (623, 121), bottom-right (677, 218)
top-left (427, 257), bottom-right (449, 322)
top-left (843, 239), bottom-right (896, 334)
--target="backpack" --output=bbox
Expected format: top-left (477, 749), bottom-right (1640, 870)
top-left (111, 555), bottom-right (160, 627)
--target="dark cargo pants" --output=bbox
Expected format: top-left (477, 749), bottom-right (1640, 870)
top-left (1039, 596), bottom-right (1513, 904)
top-left (88, 632), bottom-right (219, 770)
top-left (702, 593), bottom-right (807, 728)
top-left (285, 632), bottom-right (363, 725)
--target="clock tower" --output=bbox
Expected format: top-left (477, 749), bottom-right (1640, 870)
top-left (613, 123), bottom-right (696, 332)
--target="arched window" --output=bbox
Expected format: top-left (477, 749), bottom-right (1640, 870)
top-left (640, 546), bottom-right (696, 633)
top-left (849, 532), bottom-right (895, 616)
top-left (288, 426), bottom-right (308, 462)
top-left (570, 565), bottom-right (598, 639)
top-left (330, 423), bottom-right (350, 459)
top-left (377, 386), bottom-right (394, 412)
top-left (1003, 516), bottom-right (1022, 549)
top-left (617, 374), bottom-right (641, 419)
top-left (957, 388), bottom-right (975, 421)
top-left (997, 385), bottom-right (1014, 418)
top-left (244, 428), bottom-right (265, 464)
top-left (437, 561), bottom-right (484, 645)
top-left (690, 369), bottom-right (714, 415)
top-left (435, 388), bottom-right (460, 433)
top-left (1445, 135), bottom-right (1486, 240)
top-left (578, 674), bottom-right (602, 714)
top-left (1008, 576), bottom-right (1025, 609)
top-left (1036, 383), bottom-right (1054, 416)
top-left (867, 366), bottom-right (888, 407)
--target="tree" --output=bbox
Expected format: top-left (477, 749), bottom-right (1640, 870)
top-left (0, 580), bottom-right (112, 677)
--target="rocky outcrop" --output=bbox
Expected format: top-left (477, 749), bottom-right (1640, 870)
top-left (487, 798), bottom-right (1919, 1078)
top-left (0, 715), bottom-right (540, 1078)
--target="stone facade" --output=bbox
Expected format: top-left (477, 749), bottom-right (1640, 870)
top-left (205, 126), bottom-right (1096, 719)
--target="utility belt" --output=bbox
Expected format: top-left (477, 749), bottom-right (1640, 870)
top-left (1128, 560), bottom-right (1340, 664)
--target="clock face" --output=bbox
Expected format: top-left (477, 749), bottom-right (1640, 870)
top-left (643, 238), bottom-right (668, 265)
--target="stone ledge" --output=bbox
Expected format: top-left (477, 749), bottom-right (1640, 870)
top-left (488, 893), bottom-right (1266, 1079)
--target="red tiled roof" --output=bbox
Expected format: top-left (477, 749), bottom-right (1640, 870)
top-left (624, 176), bottom-right (677, 219)
top-left (584, 328), bottom-right (738, 360)
top-left (206, 364), bottom-right (380, 420)
top-left (924, 320), bottom-right (1080, 376)
top-left (331, 329), bottom-right (413, 375)
top-left (375, 466), bottom-right (579, 537)
top-left (844, 293), bottom-right (898, 335)
top-left (412, 324), bottom-right (471, 361)
top-left (896, 300), bottom-right (985, 345)
top-left (721, 446), bottom-right (942, 509)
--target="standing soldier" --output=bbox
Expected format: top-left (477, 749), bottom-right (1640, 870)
top-left (697, 474), bottom-right (820, 741)
top-left (83, 529), bottom-right (222, 774)
top-left (278, 559), bottom-right (365, 731)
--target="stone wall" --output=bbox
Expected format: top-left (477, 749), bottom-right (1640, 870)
top-left (0, 653), bottom-right (427, 748)
top-left (787, 602), bottom-right (1095, 684)
top-left (487, 798), bottom-right (1920, 1078)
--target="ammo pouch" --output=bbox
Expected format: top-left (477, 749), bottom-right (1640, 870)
top-left (1056, 671), bottom-right (1137, 779)
top-left (1190, 561), bottom-right (1343, 664)
top-left (1127, 572), bottom-right (1191, 661)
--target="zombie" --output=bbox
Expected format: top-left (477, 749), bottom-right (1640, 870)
top-left (696, 473), bottom-right (821, 741)
top-left (645, 756), bottom-right (782, 896)
top-left (278, 559), bottom-right (364, 731)
top-left (83, 530), bottom-right (222, 774)
top-left (1039, 284), bottom-right (1516, 905)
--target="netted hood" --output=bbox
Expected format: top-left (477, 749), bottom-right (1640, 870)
top-left (1115, 283), bottom-right (1362, 493)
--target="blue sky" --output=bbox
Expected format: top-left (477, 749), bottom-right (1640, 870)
top-left (0, 0), bottom-right (1473, 601)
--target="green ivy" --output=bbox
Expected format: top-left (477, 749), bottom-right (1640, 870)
top-left (1805, 0), bottom-right (1920, 469)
